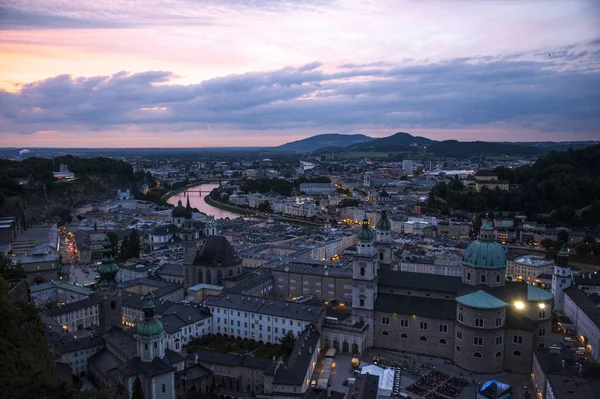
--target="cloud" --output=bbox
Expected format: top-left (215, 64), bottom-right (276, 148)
top-left (1, 41), bottom-right (599, 140)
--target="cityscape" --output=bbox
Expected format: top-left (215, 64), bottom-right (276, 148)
top-left (1, 2), bottom-right (600, 399)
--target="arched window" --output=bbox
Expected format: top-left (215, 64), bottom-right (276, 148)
top-left (458, 313), bottom-right (464, 322)
top-left (400, 333), bottom-right (407, 339)
top-left (206, 269), bottom-right (212, 284)
top-left (474, 352), bottom-right (482, 358)
top-left (538, 343), bottom-right (545, 348)
top-left (456, 346), bottom-right (461, 352)
top-left (228, 269), bottom-right (233, 277)
top-left (496, 352), bottom-right (502, 357)
top-left (197, 269), bottom-right (203, 283)
top-left (480, 274), bottom-right (486, 283)
top-left (360, 267), bottom-right (365, 276)
top-left (439, 339), bottom-right (446, 344)
top-left (379, 253), bottom-right (384, 261)
top-left (467, 272), bottom-right (471, 281)
top-left (513, 351), bottom-right (522, 357)
top-left (111, 301), bottom-right (116, 310)
top-left (216, 270), bottom-right (223, 285)
top-left (382, 331), bottom-right (389, 336)
top-left (420, 336), bottom-right (427, 342)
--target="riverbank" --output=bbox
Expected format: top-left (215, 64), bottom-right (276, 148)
top-left (203, 195), bottom-right (257, 217)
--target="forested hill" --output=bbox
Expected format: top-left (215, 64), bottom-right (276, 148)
top-left (0, 156), bottom-right (142, 226)
top-left (427, 144), bottom-right (600, 227)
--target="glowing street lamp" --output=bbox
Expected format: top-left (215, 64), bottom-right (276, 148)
top-left (515, 301), bottom-right (525, 310)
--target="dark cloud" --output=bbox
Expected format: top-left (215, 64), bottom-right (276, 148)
top-left (0, 6), bottom-right (129, 30)
top-left (2, 42), bottom-right (600, 137)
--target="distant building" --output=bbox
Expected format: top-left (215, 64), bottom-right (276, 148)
top-left (53, 164), bottom-right (75, 181)
top-left (300, 183), bottom-right (337, 195)
top-left (402, 160), bottom-right (414, 175)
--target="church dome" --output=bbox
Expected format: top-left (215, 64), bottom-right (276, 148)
top-left (136, 300), bottom-right (164, 339)
top-left (376, 210), bottom-right (391, 231)
top-left (172, 199), bottom-right (191, 218)
top-left (357, 215), bottom-right (375, 241)
top-left (462, 220), bottom-right (506, 269)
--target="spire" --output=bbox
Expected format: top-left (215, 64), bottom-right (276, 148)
top-left (186, 194), bottom-right (191, 211)
top-left (97, 235), bottom-right (119, 290)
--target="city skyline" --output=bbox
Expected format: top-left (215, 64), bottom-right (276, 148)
top-left (1, 0), bottom-right (600, 148)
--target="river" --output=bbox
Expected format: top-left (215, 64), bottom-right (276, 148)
top-left (167, 183), bottom-right (241, 219)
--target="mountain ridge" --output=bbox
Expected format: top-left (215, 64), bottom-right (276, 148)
top-left (275, 133), bottom-right (373, 152)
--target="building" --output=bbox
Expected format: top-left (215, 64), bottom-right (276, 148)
top-left (507, 255), bottom-right (554, 283)
top-left (532, 347), bottom-right (600, 399)
top-left (402, 160), bottom-right (414, 175)
top-left (552, 249), bottom-right (573, 312)
top-left (202, 292), bottom-right (325, 344)
top-left (55, 335), bottom-right (105, 375)
top-left (562, 287), bottom-right (600, 362)
top-left (30, 280), bottom-right (93, 307)
top-left (183, 235), bottom-right (244, 288)
top-left (45, 295), bottom-right (101, 332)
top-left (299, 183), bottom-right (337, 195)
top-left (156, 263), bottom-right (184, 284)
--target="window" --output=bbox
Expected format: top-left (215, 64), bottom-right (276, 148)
top-left (474, 318), bottom-right (484, 327)
top-left (456, 331), bottom-right (462, 340)
top-left (495, 317), bottom-right (502, 327)
top-left (496, 352), bottom-right (502, 357)
top-left (473, 337), bottom-right (483, 346)
top-left (513, 335), bottom-right (523, 344)
top-left (456, 346), bottom-right (461, 352)
top-left (538, 310), bottom-right (546, 319)
top-left (360, 267), bottom-right (365, 276)
top-left (495, 336), bottom-right (502, 345)
top-left (439, 339), bottom-right (446, 344)
top-left (382, 331), bottom-right (389, 336)
top-left (419, 336), bottom-right (427, 341)
top-left (466, 272), bottom-right (471, 281)
top-left (458, 313), bottom-right (464, 322)
top-left (496, 275), bottom-right (501, 283)
top-left (162, 384), bottom-right (166, 393)
top-left (359, 299), bottom-right (365, 307)
top-left (419, 322), bottom-right (428, 330)
top-left (111, 301), bottom-right (116, 310)
top-left (480, 275), bottom-right (486, 283)
top-left (381, 317), bottom-right (390, 325)
top-left (538, 328), bottom-right (546, 337)
top-left (513, 351), bottom-right (522, 357)
top-left (473, 352), bottom-right (482, 358)
top-left (400, 319), bottom-right (409, 328)
top-left (400, 333), bottom-right (407, 339)
top-left (439, 324), bottom-right (448, 333)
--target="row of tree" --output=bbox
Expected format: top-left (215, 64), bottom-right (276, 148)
top-left (106, 229), bottom-right (141, 261)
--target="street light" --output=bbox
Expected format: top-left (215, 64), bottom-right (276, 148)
top-left (515, 301), bottom-right (525, 310)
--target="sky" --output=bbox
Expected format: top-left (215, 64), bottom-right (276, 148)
top-left (0, 0), bottom-right (599, 148)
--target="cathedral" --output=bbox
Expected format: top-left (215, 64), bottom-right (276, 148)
top-left (321, 214), bottom-right (553, 374)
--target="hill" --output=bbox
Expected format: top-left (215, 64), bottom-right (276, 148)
top-left (276, 133), bottom-right (373, 152)
top-left (426, 144), bottom-right (600, 227)
top-left (313, 132), bottom-right (545, 158)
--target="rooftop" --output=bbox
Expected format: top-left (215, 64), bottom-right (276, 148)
top-left (46, 295), bottom-right (101, 316)
top-left (564, 287), bottom-right (600, 330)
top-left (203, 292), bottom-right (323, 322)
top-left (456, 290), bottom-right (507, 309)
top-left (375, 294), bottom-right (456, 320)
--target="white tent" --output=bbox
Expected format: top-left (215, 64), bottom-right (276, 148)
top-left (361, 364), bottom-right (395, 397)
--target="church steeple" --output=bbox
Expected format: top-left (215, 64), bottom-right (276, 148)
top-left (185, 194), bottom-right (192, 217)
top-left (97, 235), bottom-right (119, 291)
top-left (97, 235), bottom-right (122, 334)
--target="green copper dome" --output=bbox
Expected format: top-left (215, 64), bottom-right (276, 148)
top-left (97, 235), bottom-right (120, 289)
top-left (462, 220), bottom-right (506, 269)
top-left (357, 215), bottom-right (375, 241)
top-left (376, 210), bottom-right (391, 231)
top-left (136, 300), bottom-right (164, 339)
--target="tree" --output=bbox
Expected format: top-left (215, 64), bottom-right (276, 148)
top-left (557, 230), bottom-right (569, 244)
top-left (278, 331), bottom-right (297, 358)
top-left (128, 229), bottom-right (140, 258)
top-left (541, 238), bottom-right (558, 250)
top-left (258, 201), bottom-right (272, 213)
top-left (575, 242), bottom-right (591, 255)
top-left (583, 235), bottom-right (596, 244)
top-left (106, 232), bottom-right (120, 258)
top-left (132, 376), bottom-right (144, 399)
top-left (119, 236), bottom-right (130, 261)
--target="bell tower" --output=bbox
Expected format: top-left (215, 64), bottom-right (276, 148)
top-left (97, 235), bottom-right (122, 334)
top-left (352, 215), bottom-right (378, 346)
top-left (552, 248), bottom-right (572, 312)
top-left (375, 210), bottom-right (393, 266)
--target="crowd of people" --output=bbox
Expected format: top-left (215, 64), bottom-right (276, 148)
top-left (406, 370), bottom-right (469, 399)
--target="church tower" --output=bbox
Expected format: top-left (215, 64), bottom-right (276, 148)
top-left (97, 235), bottom-right (122, 334)
top-left (552, 248), bottom-right (572, 312)
top-left (352, 215), bottom-right (378, 346)
top-left (374, 210), bottom-right (393, 266)
top-left (182, 195), bottom-right (199, 287)
top-left (135, 299), bottom-right (166, 361)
